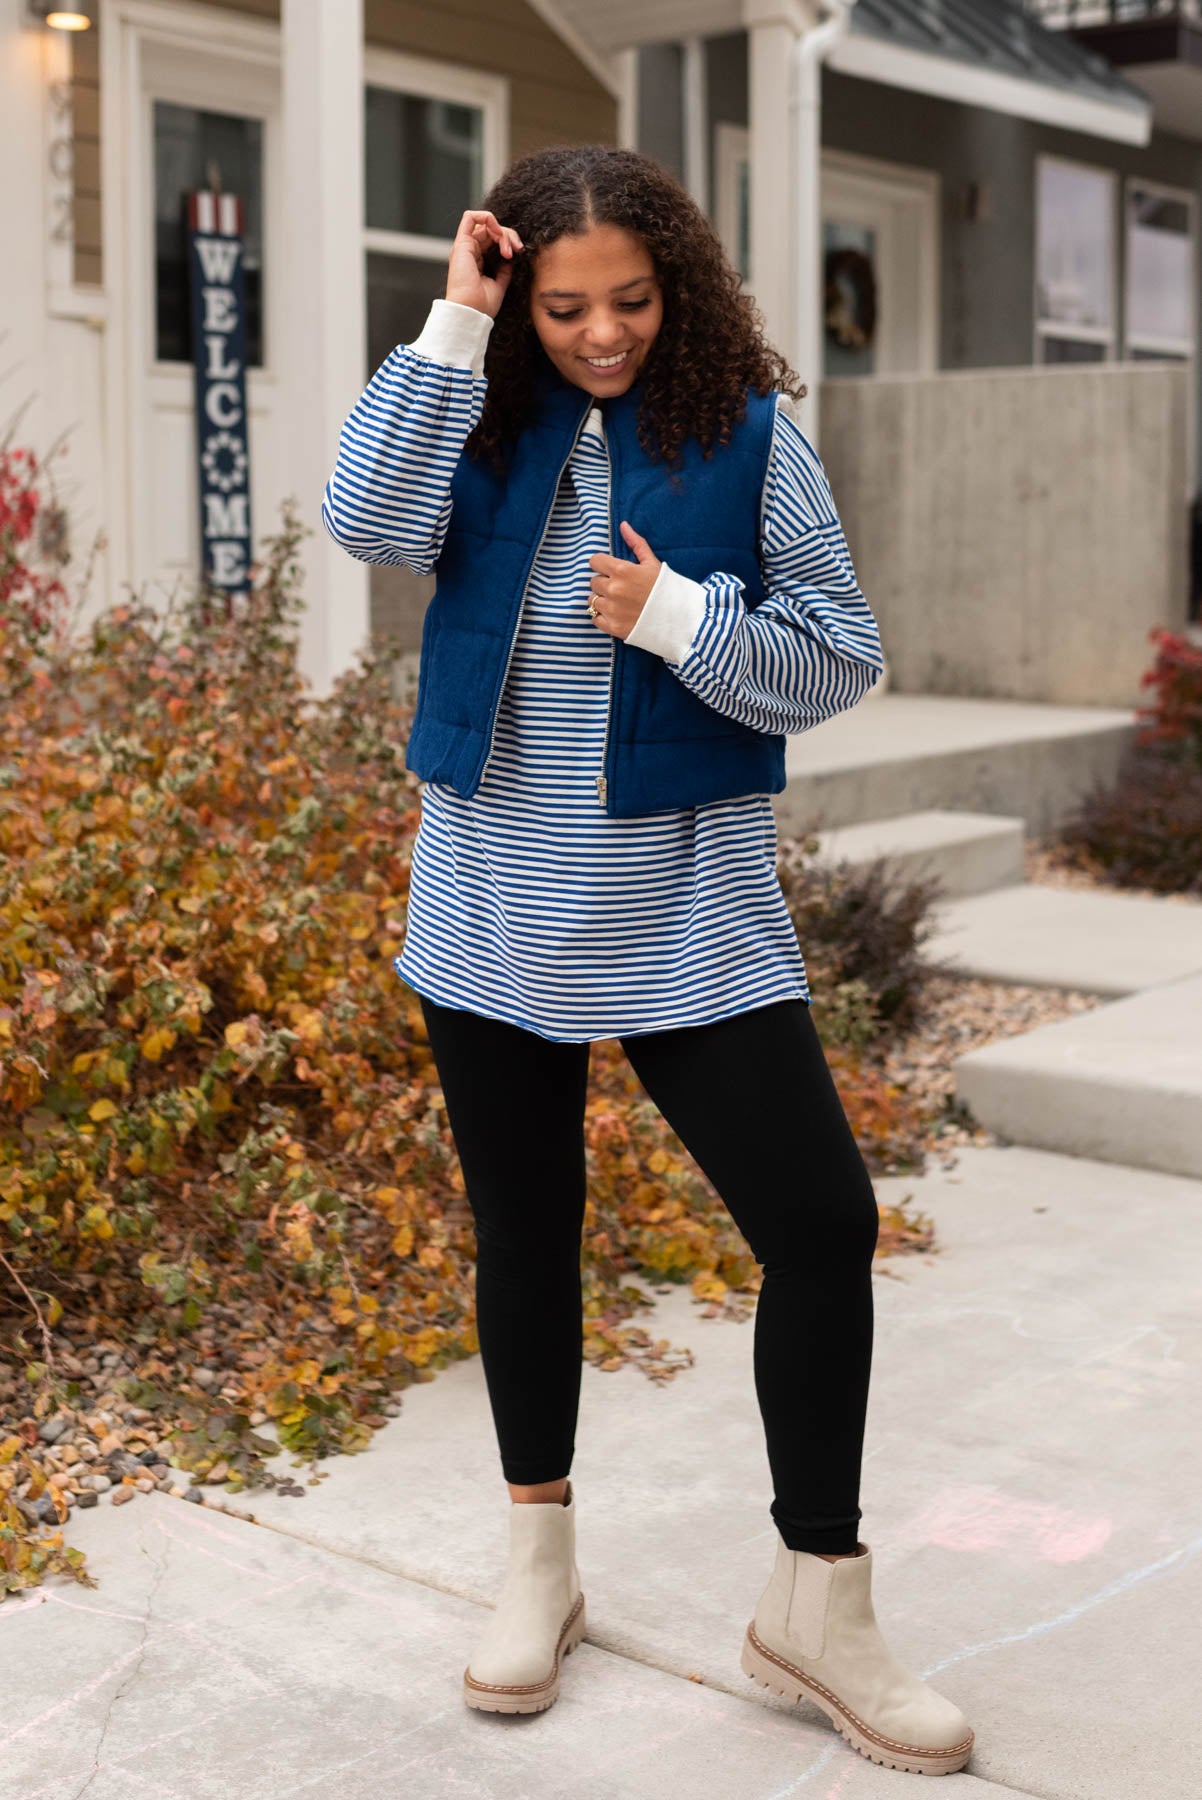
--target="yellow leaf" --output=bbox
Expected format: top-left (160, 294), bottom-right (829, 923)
top-left (647, 1150), bottom-right (670, 1174)
top-left (88, 1099), bottom-right (118, 1122)
top-left (47, 1295), bottom-right (63, 1326)
top-left (225, 1020), bottom-right (250, 1049)
top-left (391, 1224), bottom-right (414, 1259)
top-left (140, 1026), bottom-right (177, 1063)
top-left (127, 1144), bottom-right (146, 1175)
top-left (294, 1010), bottom-right (323, 1047)
top-left (72, 1051), bottom-right (96, 1074)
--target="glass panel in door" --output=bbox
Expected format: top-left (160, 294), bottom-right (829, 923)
top-left (154, 100), bottom-right (264, 366)
top-left (823, 220), bottom-right (877, 378)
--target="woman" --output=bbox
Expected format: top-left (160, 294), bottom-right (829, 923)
top-left (324, 145), bottom-right (973, 1777)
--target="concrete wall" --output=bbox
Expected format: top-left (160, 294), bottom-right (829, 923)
top-left (821, 361), bottom-right (1189, 707)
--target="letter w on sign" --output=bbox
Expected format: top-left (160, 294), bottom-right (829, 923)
top-left (188, 190), bottom-right (253, 598)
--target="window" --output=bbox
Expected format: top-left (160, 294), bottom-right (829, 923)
top-left (362, 53), bottom-right (505, 378)
top-left (1035, 156), bottom-right (1116, 365)
top-left (365, 89), bottom-right (483, 238)
top-left (154, 100), bottom-right (264, 366)
top-left (1125, 181), bottom-right (1196, 363)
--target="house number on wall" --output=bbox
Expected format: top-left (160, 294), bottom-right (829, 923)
top-left (46, 79), bottom-right (75, 245)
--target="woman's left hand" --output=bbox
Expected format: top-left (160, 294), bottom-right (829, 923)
top-left (587, 522), bottom-right (662, 638)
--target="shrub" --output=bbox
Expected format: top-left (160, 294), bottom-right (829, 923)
top-left (0, 449), bottom-right (934, 1595)
top-left (1059, 745), bottom-right (1202, 897)
top-left (1136, 627), bottom-right (1202, 768)
top-left (1057, 626), bottom-right (1202, 896)
top-left (776, 837), bottom-right (942, 1043)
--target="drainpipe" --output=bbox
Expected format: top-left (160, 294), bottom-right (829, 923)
top-left (791, 0), bottom-right (853, 450)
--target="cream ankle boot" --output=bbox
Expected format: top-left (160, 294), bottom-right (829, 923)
top-left (742, 1538), bottom-right (974, 1776)
top-left (463, 1481), bottom-right (586, 1715)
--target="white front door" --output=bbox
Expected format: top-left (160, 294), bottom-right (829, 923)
top-left (821, 150), bottom-right (940, 378)
top-left (115, 12), bottom-right (283, 601)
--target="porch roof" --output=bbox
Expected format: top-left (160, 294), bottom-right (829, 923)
top-left (539, 0), bottom-right (1151, 141)
top-left (846, 0), bottom-right (1149, 116)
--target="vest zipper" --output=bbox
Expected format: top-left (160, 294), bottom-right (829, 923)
top-left (597, 418), bottom-right (618, 811)
top-left (476, 401), bottom-right (594, 793)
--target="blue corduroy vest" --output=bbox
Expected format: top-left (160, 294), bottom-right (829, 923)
top-left (405, 368), bottom-right (785, 817)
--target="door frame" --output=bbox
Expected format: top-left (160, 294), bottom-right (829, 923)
top-left (820, 147), bottom-right (941, 376)
top-left (714, 120), bottom-right (750, 284)
top-left (100, 0), bottom-right (281, 599)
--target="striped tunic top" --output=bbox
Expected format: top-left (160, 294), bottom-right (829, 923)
top-left (323, 301), bottom-right (884, 1043)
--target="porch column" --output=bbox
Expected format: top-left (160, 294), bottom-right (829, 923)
top-left (792, 1), bottom-right (851, 447)
top-left (280, 0), bottom-right (368, 694)
top-left (743, 0), bottom-right (810, 366)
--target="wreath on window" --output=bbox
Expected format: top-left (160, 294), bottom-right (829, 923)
top-left (824, 247), bottom-right (878, 352)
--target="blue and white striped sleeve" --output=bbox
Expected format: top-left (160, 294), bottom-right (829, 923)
top-left (627, 394), bottom-right (884, 734)
top-left (321, 299), bottom-right (492, 572)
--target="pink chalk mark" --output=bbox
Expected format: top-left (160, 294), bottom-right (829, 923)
top-left (909, 1485), bottom-right (1112, 1563)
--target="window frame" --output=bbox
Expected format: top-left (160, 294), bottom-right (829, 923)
top-left (141, 42), bottom-right (280, 377)
top-left (362, 48), bottom-right (508, 290)
top-left (1123, 174), bottom-right (1197, 363)
top-left (714, 121), bottom-right (750, 284)
top-left (1033, 152), bottom-right (1119, 365)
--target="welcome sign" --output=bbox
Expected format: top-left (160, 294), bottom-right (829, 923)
top-left (187, 190), bottom-right (252, 595)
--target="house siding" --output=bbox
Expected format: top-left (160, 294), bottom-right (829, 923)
top-left (70, 14), bottom-right (101, 287)
top-left (820, 66), bottom-right (1202, 471)
top-left (691, 38), bottom-right (1202, 475)
top-left (69, 0), bottom-right (616, 286)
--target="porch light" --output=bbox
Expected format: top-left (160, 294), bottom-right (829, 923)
top-left (27, 0), bottom-right (94, 28)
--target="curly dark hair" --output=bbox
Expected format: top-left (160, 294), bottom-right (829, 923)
top-left (468, 144), bottom-right (806, 473)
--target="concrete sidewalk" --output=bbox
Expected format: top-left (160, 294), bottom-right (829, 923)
top-left (5, 1146), bottom-right (1200, 1799)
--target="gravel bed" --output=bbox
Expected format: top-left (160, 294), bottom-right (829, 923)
top-left (1024, 836), bottom-right (1202, 906)
top-left (883, 972), bottom-right (1103, 1165)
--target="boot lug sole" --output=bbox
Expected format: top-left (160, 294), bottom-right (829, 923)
top-left (463, 1593), bottom-right (586, 1715)
top-left (741, 1623), bottom-right (973, 1777)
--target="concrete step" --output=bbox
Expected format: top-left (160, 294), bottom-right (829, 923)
top-left (922, 884), bottom-right (1202, 997)
top-left (812, 808), bottom-right (1025, 899)
top-left (955, 972), bottom-right (1202, 1179)
top-left (774, 693), bottom-right (1134, 834)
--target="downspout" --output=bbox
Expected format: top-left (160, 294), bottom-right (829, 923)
top-left (791, 0), bottom-right (853, 449)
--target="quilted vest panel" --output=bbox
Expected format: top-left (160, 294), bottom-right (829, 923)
top-left (405, 368), bottom-right (784, 816)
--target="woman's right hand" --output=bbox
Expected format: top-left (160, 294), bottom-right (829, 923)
top-left (445, 209), bottom-right (524, 318)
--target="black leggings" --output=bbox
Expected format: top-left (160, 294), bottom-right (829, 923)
top-left (418, 992), bottom-right (880, 1556)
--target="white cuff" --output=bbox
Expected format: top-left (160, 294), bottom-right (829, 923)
top-left (626, 561), bottom-right (709, 663)
top-left (408, 299), bottom-right (493, 378)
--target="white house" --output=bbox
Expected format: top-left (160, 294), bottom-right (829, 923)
top-left (2, 0), bottom-right (1195, 704)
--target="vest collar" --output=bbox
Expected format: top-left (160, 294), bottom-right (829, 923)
top-left (530, 351), bottom-right (645, 435)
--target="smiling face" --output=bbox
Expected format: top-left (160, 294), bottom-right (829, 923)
top-left (529, 222), bottom-right (663, 396)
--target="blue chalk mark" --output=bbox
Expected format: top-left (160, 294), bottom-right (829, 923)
top-left (763, 1741), bottom-right (841, 1796)
top-left (921, 1529), bottom-right (1202, 1678)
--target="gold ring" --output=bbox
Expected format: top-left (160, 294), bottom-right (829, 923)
top-left (587, 599), bottom-right (599, 618)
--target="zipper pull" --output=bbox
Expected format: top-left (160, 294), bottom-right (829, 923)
top-left (595, 774), bottom-right (608, 808)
